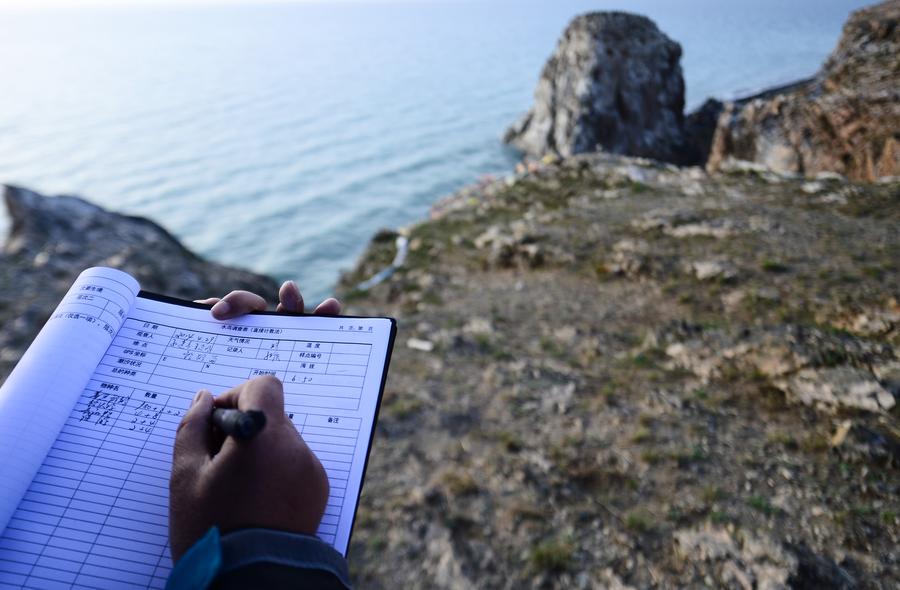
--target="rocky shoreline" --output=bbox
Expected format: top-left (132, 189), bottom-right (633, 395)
top-left (0, 1), bottom-right (897, 588)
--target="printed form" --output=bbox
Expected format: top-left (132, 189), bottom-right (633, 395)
top-left (0, 269), bottom-right (393, 589)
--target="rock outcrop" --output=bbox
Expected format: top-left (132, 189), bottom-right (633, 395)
top-left (503, 12), bottom-right (689, 164)
top-left (707, 0), bottom-right (900, 181)
top-left (0, 185), bottom-right (278, 381)
top-left (507, 2), bottom-right (899, 180)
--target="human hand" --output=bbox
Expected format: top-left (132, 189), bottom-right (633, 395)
top-left (169, 375), bottom-right (330, 562)
top-left (195, 280), bottom-right (342, 320)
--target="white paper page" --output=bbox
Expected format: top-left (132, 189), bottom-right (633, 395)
top-left (0, 294), bottom-right (393, 589)
top-left (0, 268), bottom-right (139, 541)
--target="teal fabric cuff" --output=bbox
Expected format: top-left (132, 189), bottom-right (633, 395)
top-left (164, 527), bottom-right (223, 590)
top-left (218, 528), bottom-right (351, 588)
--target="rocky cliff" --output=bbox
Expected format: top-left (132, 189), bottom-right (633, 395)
top-left (508, 2), bottom-right (899, 181)
top-left (338, 157), bottom-right (898, 588)
top-left (503, 12), bottom-right (688, 164)
top-left (0, 185), bottom-right (278, 381)
top-left (706, 0), bottom-right (899, 181)
top-left (1, 4), bottom-right (897, 588)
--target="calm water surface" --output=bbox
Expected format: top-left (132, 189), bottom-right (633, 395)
top-left (0, 0), bottom-right (870, 301)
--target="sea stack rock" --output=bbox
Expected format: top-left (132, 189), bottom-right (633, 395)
top-left (504, 12), bottom-right (688, 163)
top-left (707, 0), bottom-right (900, 181)
top-left (0, 185), bottom-right (278, 381)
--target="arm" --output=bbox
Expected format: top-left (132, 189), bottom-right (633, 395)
top-left (167, 283), bottom-right (350, 589)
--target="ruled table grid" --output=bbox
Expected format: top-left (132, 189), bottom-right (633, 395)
top-left (95, 319), bottom-right (373, 412)
top-left (0, 314), bottom-right (373, 589)
top-left (0, 384), bottom-right (180, 589)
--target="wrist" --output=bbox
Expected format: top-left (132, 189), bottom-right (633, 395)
top-left (165, 527), bottom-right (352, 590)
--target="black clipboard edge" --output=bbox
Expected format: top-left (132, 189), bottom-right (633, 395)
top-left (136, 290), bottom-right (398, 557)
top-left (343, 315), bottom-right (396, 558)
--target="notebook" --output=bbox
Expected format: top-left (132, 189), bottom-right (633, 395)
top-left (0, 267), bottom-right (396, 589)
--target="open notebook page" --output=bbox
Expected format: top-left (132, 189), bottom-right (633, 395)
top-left (0, 284), bottom-right (393, 589)
top-left (0, 268), bottom-right (139, 543)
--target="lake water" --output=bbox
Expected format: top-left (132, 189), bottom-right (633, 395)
top-left (0, 0), bottom-right (871, 302)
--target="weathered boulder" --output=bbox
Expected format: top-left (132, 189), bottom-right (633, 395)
top-left (707, 0), bottom-right (900, 181)
top-left (504, 12), bottom-right (688, 163)
top-left (0, 185), bottom-right (279, 381)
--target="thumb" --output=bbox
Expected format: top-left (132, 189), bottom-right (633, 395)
top-left (173, 389), bottom-right (215, 473)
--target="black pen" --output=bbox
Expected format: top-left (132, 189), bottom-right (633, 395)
top-left (211, 408), bottom-right (267, 440)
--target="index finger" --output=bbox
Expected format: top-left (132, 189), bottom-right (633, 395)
top-left (214, 375), bottom-right (286, 417)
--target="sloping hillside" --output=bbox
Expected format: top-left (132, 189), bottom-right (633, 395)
top-left (339, 155), bottom-right (898, 588)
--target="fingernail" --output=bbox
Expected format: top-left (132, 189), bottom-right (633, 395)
top-left (211, 300), bottom-right (231, 317)
top-left (192, 390), bottom-right (204, 406)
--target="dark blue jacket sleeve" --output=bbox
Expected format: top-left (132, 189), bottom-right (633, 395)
top-left (165, 527), bottom-right (351, 590)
